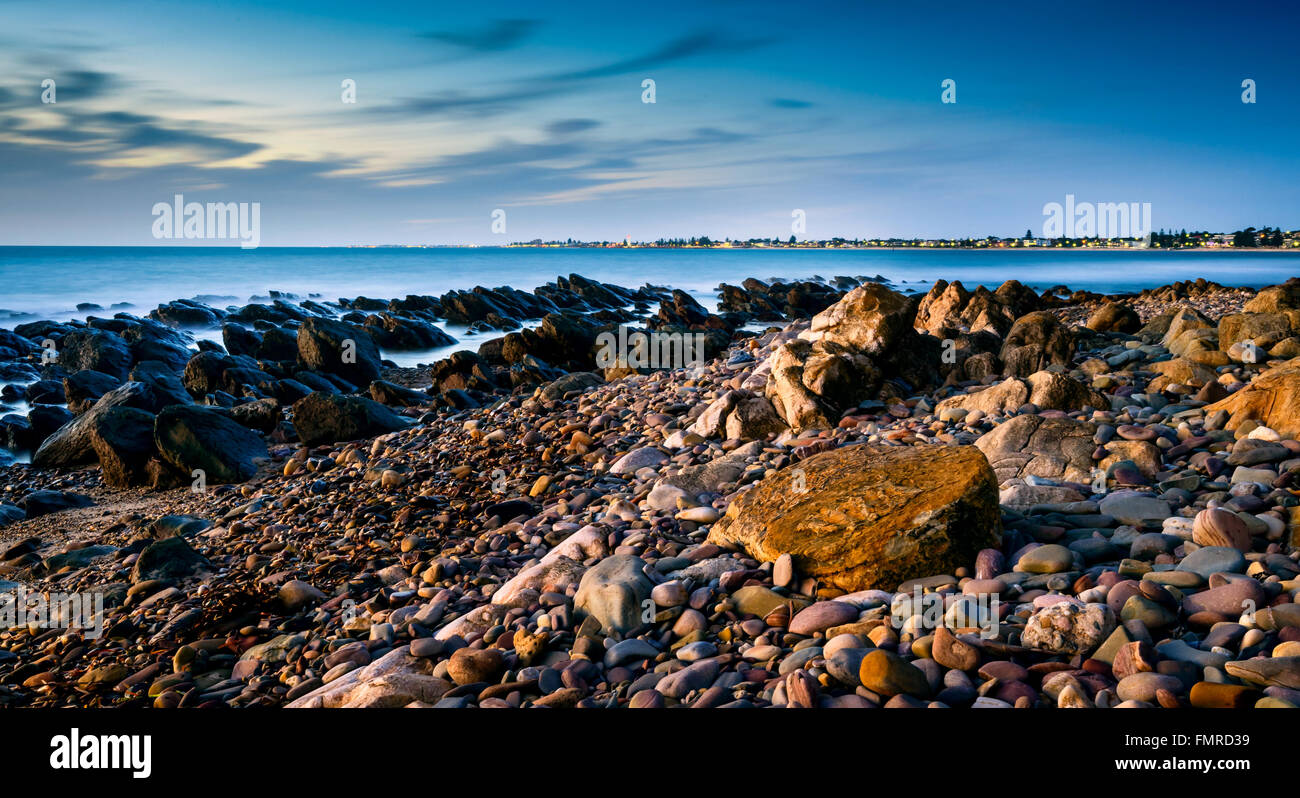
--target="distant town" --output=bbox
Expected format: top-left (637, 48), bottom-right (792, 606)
top-left (508, 227), bottom-right (1298, 250)
top-left (349, 226), bottom-right (1299, 250)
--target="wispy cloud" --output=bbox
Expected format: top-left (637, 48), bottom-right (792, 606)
top-left (419, 18), bottom-right (542, 52)
top-left (381, 31), bottom-right (776, 120)
top-left (545, 118), bottom-right (601, 135)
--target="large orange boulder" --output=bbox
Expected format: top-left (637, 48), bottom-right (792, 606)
top-left (707, 444), bottom-right (1000, 592)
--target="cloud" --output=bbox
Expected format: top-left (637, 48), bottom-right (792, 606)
top-left (549, 31), bottom-right (773, 81)
top-left (43, 69), bottom-right (117, 102)
top-left (382, 31), bottom-right (775, 119)
top-left (640, 127), bottom-right (752, 151)
top-left (771, 97), bottom-right (813, 109)
top-left (383, 85), bottom-right (566, 118)
top-left (419, 19), bottom-right (542, 52)
top-left (546, 118), bottom-right (601, 136)
top-left (0, 67), bottom-right (117, 109)
top-left (0, 101), bottom-right (263, 164)
top-left (111, 118), bottom-right (262, 161)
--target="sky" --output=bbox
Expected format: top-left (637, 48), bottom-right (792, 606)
top-left (0, 0), bottom-right (1296, 246)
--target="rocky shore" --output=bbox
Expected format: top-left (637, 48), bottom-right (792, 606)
top-left (1, 272), bottom-right (1299, 709)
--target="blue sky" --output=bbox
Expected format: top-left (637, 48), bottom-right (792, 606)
top-left (0, 0), bottom-right (1296, 245)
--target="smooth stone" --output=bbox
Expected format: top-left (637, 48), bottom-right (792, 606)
top-left (1015, 544), bottom-right (1073, 574)
top-left (604, 639), bottom-right (660, 668)
top-left (1189, 681), bottom-right (1260, 709)
top-left (788, 601), bottom-right (859, 636)
top-left (1099, 493), bottom-right (1172, 527)
top-left (1176, 547), bottom-right (1246, 581)
top-left (1224, 657), bottom-right (1300, 689)
top-left (676, 641), bottom-right (719, 662)
top-left (1116, 672), bottom-right (1183, 702)
top-left (825, 647), bottom-right (871, 686)
top-left (656, 659), bottom-right (720, 699)
top-left (858, 649), bottom-right (930, 697)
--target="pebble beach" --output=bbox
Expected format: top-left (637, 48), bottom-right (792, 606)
top-left (1, 271), bottom-right (1299, 710)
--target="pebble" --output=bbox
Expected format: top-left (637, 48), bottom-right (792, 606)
top-left (788, 601), bottom-right (858, 636)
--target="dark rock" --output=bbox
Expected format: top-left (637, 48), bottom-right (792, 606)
top-left (0, 503), bottom-right (25, 527)
top-left (57, 329), bottom-right (132, 381)
top-left (23, 379), bottom-right (65, 404)
top-left (153, 405), bottom-right (267, 483)
top-left (362, 313), bottom-right (456, 350)
top-left (33, 382), bottom-right (164, 468)
top-left (63, 370), bottom-right (123, 414)
top-left (228, 398), bottom-right (281, 433)
top-left (131, 537), bottom-right (211, 583)
top-left (149, 300), bottom-right (223, 328)
top-left (90, 406), bottom-right (157, 488)
top-left (18, 490), bottom-right (94, 518)
top-left (297, 317), bottom-right (382, 386)
top-left (369, 380), bottom-right (430, 407)
top-left (291, 392), bottom-right (411, 446)
top-left (129, 361), bottom-right (192, 407)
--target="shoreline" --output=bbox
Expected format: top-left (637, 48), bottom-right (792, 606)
top-left (3, 249), bottom-right (1297, 328)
